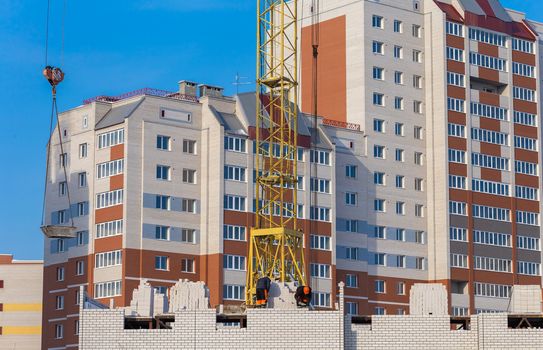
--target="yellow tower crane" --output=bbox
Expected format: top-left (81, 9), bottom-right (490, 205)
top-left (246, 0), bottom-right (307, 306)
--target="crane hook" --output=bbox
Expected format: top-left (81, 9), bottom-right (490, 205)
top-left (43, 66), bottom-right (64, 95)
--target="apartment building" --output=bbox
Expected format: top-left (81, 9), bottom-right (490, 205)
top-left (300, 0), bottom-right (542, 316)
top-left (41, 84), bottom-right (344, 349)
top-left (0, 254), bottom-right (43, 350)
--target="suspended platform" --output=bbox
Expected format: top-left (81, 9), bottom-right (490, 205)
top-left (40, 225), bottom-right (77, 238)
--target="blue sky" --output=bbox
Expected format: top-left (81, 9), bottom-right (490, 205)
top-left (0, 0), bottom-right (540, 260)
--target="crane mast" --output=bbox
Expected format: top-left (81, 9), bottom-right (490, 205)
top-left (246, 0), bottom-right (305, 305)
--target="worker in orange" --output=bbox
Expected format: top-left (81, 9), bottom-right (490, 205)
top-left (255, 276), bottom-right (271, 306)
top-left (295, 285), bottom-right (312, 307)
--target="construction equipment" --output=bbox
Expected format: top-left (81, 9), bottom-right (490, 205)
top-left (40, 0), bottom-right (76, 239)
top-left (246, 0), bottom-right (307, 305)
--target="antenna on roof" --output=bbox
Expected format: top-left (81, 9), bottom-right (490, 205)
top-left (232, 72), bottom-right (252, 95)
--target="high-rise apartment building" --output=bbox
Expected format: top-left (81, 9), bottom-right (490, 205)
top-left (0, 254), bottom-right (43, 350)
top-left (41, 85), bottom-right (341, 349)
top-left (300, 0), bottom-right (542, 317)
top-left (42, 0), bottom-right (543, 348)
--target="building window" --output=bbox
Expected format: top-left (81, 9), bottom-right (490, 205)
top-left (224, 195), bottom-right (246, 211)
top-left (155, 195), bottom-right (170, 210)
top-left (59, 181), bottom-right (67, 197)
top-left (224, 255), bottom-right (246, 271)
top-left (96, 189), bottom-right (123, 209)
top-left (310, 263), bottom-right (331, 279)
top-left (415, 231), bottom-right (425, 244)
top-left (414, 152), bottom-right (423, 165)
top-left (395, 175), bottom-right (405, 189)
top-left (394, 71), bottom-right (403, 84)
top-left (156, 135), bottom-right (171, 150)
top-left (96, 219), bottom-right (123, 238)
top-left (446, 47), bottom-right (464, 62)
top-left (372, 41), bottom-right (384, 54)
top-left (310, 149), bottom-right (331, 165)
top-left (346, 302), bottom-right (358, 315)
top-left (394, 122), bottom-right (404, 136)
top-left (55, 295), bottom-right (64, 310)
top-left (155, 226), bottom-right (170, 240)
top-left (346, 274), bottom-right (358, 288)
top-left (156, 165), bottom-right (171, 180)
top-left (310, 235), bottom-right (331, 250)
top-left (393, 45), bottom-right (403, 59)
top-left (372, 15), bottom-right (383, 28)
top-left (374, 307), bottom-right (386, 315)
top-left (374, 145), bottom-right (385, 159)
top-left (396, 229), bottom-right (405, 241)
top-left (373, 118), bottom-right (385, 132)
top-left (75, 320), bottom-right (79, 335)
top-left (223, 285), bottom-right (245, 301)
top-left (374, 253), bottom-right (386, 266)
top-left (76, 231), bottom-right (86, 246)
top-left (312, 292), bottom-right (331, 308)
top-left (310, 206), bottom-right (331, 222)
top-left (414, 178), bottom-right (423, 191)
top-left (415, 204), bottom-right (424, 217)
top-left (415, 257), bottom-right (426, 270)
top-left (75, 260), bottom-right (85, 276)
top-left (82, 115), bottom-right (88, 129)
top-left (469, 28), bottom-right (506, 47)
top-left (224, 225), bottom-right (246, 241)
top-left (451, 253), bottom-right (469, 268)
top-left (224, 136), bottom-right (245, 153)
top-left (183, 139), bottom-right (197, 154)
top-left (55, 324), bottom-right (64, 339)
top-left (374, 199), bottom-right (385, 212)
top-left (182, 169), bottom-right (197, 184)
top-left (311, 178), bottom-right (331, 194)
top-left (59, 153), bottom-right (68, 167)
top-left (97, 159), bottom-right (124, 179)
top-left (394, 97), bottom-right (404, 110)
top-left (182, 199), bottom-right (197, 213)
top-left (413, 100), bottom-right (423, 114)
top-left (95, 250), bottom-right (122, 268)
top-left (78, 172), bottom-right (87, 187)
top-left (446, 21), bottom-right (464, 37)
top-left (155, 256), bottom-right (169, 271)
top-left (345, 192), bottom-right (357, 206)
top-left (224, 166), bottom-right (246, 182)
top-left (373, 66), bottom-right (384, 80)
top-left (375, 280), bottom-right (386, 293)
top-left (448, 123), bottom-right (465, 138)
top-left (397, 255), bottom-right (406, 268)
top-left (395, 149), bottom-right (404, 162)
top-left (79, 143), bottom-right (88, 158)
top-left (374, 226), bottom-right (385, 239)
top-left (346, 220), bottom-right (358, 233)
top-left (181, 229), bottom-right (196, 243)
top-left (449, 175), bottom-right (466, 190)
top-left (373, 93), bottom-right (384, 106)
top-left (450, 227), bottom-right (467, 242)
top-left (413, 75), bottom-right (422, 89)
top-left (412, 50), bottom-right (422, 63)
top-left (94, 280), bottom-right (122, 299)
top-left (393, 20), bottom-right (402, 33)
top-left (345, 165), bottom-right (357, 178)
top-left (447, 71), bottom-right (465, 87)
top-left (57, 267), bottom-right (64, 281)
top-left (346, 247), bottom-right (358, 260)
top-left (98, 129), bottom-right (124, 149)
top-left (77, 202), bottom-right (87, 217)
top-left (374, 172), bottom-right (385, 185)
top-left (412, 24), bottom-right (422, 38)
top-left (396, 201), bottom-right (405, 215)
top-left (181, 258), bottom-right (195, 273)
top-left (57, 239), bottom-right (65, 253)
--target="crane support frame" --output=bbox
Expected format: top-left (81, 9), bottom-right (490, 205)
top-left (246, 0), bottom-right (305, 305)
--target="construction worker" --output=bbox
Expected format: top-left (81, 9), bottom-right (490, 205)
top-left (255, 276), bottom-right (271, 306)
top-left (295, 285), bottom-right (312, 307)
